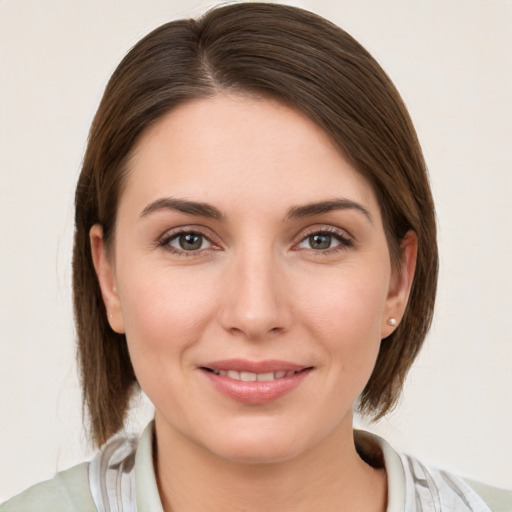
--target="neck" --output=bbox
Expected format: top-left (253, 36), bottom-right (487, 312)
top-left (153, 415), bottom-right (387, 512)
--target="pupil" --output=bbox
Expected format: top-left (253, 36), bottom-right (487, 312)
top-left (180, 233), bottom-right (202, 250)
top-left (310, 234), bottom-right (330, 249)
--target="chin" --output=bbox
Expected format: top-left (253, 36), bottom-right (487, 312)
top-left (197, 418), bottom-right (327, 466)
top-left (210, 436), bottom-right (306, 465)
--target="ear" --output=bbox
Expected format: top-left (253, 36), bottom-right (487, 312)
top-left (381, 230), bottom-right (417, 339)
top-left (89, 224), bottom-right (125, 334)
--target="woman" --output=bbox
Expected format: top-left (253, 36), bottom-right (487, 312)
top-left (2, 3), bottom-right (510, 511)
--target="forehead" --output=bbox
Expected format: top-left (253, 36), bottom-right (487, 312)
top-left (122, 94), bottom-right (380, 219)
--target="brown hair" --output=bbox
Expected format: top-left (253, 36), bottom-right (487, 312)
top-left (73, 2), bottom-right (438, 447)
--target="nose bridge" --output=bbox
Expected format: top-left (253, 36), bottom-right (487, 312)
top-left (220, 241), bottom-right (288, 339)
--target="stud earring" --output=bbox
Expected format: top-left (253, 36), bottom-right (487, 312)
top-left (387, 317), bottom-right (397, 326)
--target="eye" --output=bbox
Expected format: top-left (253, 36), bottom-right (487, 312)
top-left (165, 231), bottom-right (212, 252)
top-left (296, 230), bottom-right (352, 252)
top-left (299, 233), bottom-right (337, 250)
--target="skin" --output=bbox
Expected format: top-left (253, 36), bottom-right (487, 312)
top-left (91, 94), bottom-right (416, 512)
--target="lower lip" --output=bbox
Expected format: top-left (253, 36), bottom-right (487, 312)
top-left (201, 369), bottom-right (312, 405)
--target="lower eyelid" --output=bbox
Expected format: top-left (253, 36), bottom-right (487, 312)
top-left (298, 237), bottom-right (350, 250)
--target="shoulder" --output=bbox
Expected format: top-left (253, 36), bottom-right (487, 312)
top-left (401, 453), bottom-right (512, 512)
top-left (1, 424), bottom-right (151, 512)
top-left (355, 430), bottom-right (512, 512)
top-left (0, 462), bottom-right (97, 512)
top-left (463, 478), bottom-right (512, 512)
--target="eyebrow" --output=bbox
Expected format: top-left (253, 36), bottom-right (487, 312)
top-left (285, 199), bottom-right (373, 223)
top-left (139, 197), bottom-right (372, 223)
top-left (140, 198), bottom-right (225, 221)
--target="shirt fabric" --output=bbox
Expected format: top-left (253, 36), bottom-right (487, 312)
top-left (2, 421), bottom-right (511, 512)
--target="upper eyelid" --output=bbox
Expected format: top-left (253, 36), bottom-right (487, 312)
top-left (295, 224), bottom-right (353, 241)
top-left (159, 225), bottom-right (218, 242)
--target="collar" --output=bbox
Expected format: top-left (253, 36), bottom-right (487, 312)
top-left (354, 429), bottom-right (407, 512)
top-left (135, 421), bottom-right (164, 512)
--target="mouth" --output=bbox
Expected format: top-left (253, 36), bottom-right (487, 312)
top-left (202, 368), bottom-right (308, 382)
top-left (199, 359), bottom-right (313, 404)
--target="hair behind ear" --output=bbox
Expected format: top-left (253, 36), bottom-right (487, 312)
top-left (73, 171), bottom-right (137, 447)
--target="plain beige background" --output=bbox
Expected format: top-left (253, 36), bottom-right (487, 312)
top-left (1, 0), bottom-right (511, 501)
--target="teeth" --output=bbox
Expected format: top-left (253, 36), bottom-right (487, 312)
top-left (211, 369), bottom-right (300, 381)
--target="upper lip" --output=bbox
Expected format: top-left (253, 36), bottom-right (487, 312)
top-left (201, 359), bottom-right (311, 373)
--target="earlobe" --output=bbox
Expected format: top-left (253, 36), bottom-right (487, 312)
top-left (381, 230), bottom-right (417, 338)
top-left (89, 224), bottom-right (125, 334)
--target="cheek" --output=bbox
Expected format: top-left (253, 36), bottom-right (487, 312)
top-left (296, 265), bottom-right (389, 368)
top-left (116, 263), bottom-right (219, 373)
top-left (300, 266), bottom-right (388, 332)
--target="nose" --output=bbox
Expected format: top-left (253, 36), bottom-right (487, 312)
top-left (218, 247), bottom-right (291, 340)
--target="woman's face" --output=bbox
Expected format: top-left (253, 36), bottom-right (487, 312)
top-left (92, 95), bottom-right (414, 464)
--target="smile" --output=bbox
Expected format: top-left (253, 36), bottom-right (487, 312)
top-left (200, 360), bottom-right (313, 404)
top-left (206, 369), bottom-right (300, 381)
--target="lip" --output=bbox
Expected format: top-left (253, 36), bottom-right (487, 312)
top-left (199, 359), bottom-right (313, 405)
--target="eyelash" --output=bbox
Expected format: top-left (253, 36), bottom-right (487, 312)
top-left (294, 227), bottom-right (354, 255)
top-left (158, 229), bottom-right (217, 257)
top-left (157, 226), bottom-right (354, 257)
